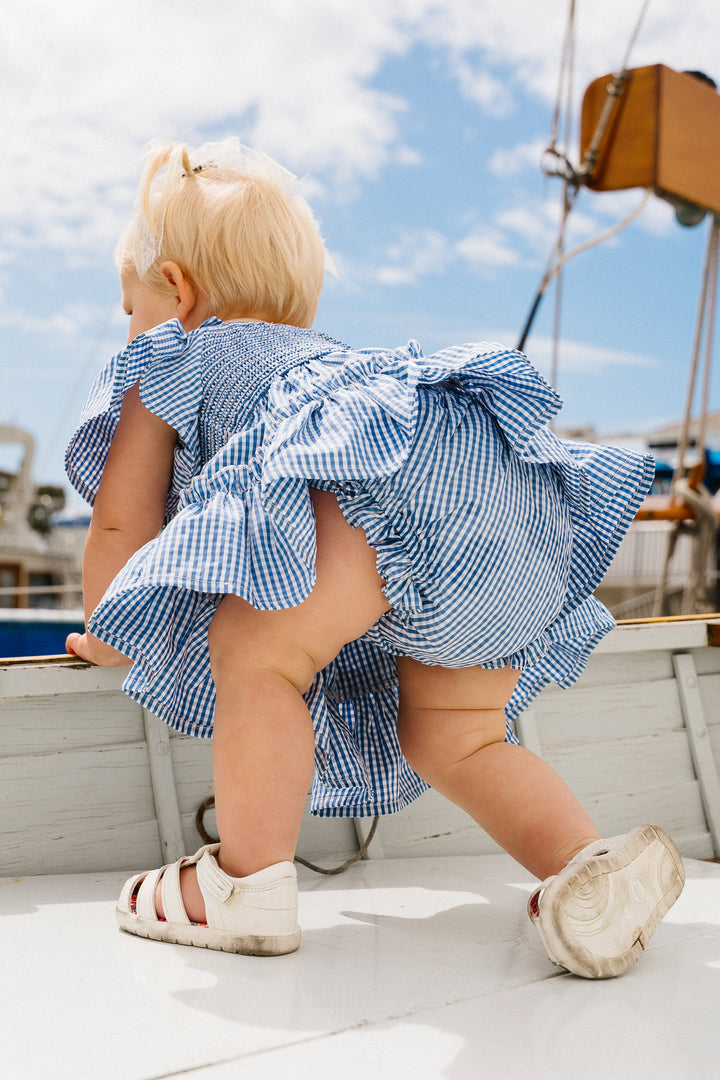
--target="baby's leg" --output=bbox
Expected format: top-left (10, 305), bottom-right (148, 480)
top-left (396, 658), bottom-right (600, 880)
top-left (161, 489), bottom-right (390, 921)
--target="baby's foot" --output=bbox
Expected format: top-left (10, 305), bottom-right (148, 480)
top-left (528, 824), bottom-right (684, 978)
top-left (117, 844), bottom-right (301, 954)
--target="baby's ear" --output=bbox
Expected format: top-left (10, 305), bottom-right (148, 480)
top-left (160, 261), bottom-right (196, 319)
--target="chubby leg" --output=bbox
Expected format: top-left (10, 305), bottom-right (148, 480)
top-left (396, 658), bottom-right (600, 881)
top-left (160, 489), bottom-right (390, 921)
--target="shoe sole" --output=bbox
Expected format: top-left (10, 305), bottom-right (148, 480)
top-left (536, 824), bottom-right (685, 978)
top-left (116, 908), bottom-right (301, 955)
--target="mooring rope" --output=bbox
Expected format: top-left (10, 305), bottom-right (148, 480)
top-left (195, 795), bottom-right (381, 875)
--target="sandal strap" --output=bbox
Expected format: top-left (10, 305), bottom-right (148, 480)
top-left (197, 847), bottom-right (234, 902)
top-left (135, 866), bottom-right (166, 920)
top-left (160, 857), bottom-right (193, 926)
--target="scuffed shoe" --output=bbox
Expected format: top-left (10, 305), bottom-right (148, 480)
top-left (116, 844), bottom-right (301, 955)
top-left (528, 824), bottom-right (684, 978)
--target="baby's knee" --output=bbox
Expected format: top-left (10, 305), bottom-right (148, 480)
top-left (208, 597), bottom-right (316, 695)
top-left (398, 705), bottom-right (507, 784)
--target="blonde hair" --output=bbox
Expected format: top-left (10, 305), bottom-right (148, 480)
top-left (116, 142), bottom-right (325, 328)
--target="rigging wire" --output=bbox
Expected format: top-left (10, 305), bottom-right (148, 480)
top-left (697, 220), bottom-right (719, 461)
top-left (517, 0), bottom-right (654, 352)
top-left (517, 189), bottom-right (651, 352)
top-left (652, 214), bottom-right (720, 617)
top-left (548, 0), bottom-right (577, 396)
top-left (671, 216), bottom-right (720, 490)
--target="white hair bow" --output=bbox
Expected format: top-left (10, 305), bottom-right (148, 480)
top-left (133, 137), bottom-right (336, 278)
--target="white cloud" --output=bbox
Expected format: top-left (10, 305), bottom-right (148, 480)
top-left (374, 221), bottom-right (523, 286)
top-left (494, 198), bottom-right (602, 259)
top-left (488, 138), bottom-right (548, 179)
top-left (368, 183), bottom-right (678, 287)
top-left (3, 0), bottom-right (719, 269)
top-left (0, 303), bottom-right (102, 336)
top-left (2, 0), bottom-right (424, 262)
top-left (518, 334), bottom-right (657, 376)
top-left (421, 0), bottom-right (720, 116)
top-left (453, 61), bottom-right (510, 117)
top-left (590, 190), bottom-right (685, 239)
top-left (455, 228), bottom-right (520, 270)
top-left (376, 229), bottom-right (453, 285)
top-left (1, 309), bottom-right (75, 337)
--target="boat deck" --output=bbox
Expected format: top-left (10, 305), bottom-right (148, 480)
top-left (4, 853), bottom-right (720, 1079)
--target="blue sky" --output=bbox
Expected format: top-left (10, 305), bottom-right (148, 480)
top-left (2, 0), bottom-right (719, 505)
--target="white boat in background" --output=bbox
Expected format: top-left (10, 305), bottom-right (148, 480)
top-left (0, 423), bottom-right (85, 654)
top-left (2, 615), bottom-right (720, 1078)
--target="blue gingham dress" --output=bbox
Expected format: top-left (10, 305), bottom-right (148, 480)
top-left (66, 318), bottom-right (653, 817)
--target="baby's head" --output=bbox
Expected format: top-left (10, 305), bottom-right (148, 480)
top-left (116, 139), bottom-right (326, 329)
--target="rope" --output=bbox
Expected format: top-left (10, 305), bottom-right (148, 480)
top-left (576, 0), bottom-right (652, 183)
top-left (195, 795), bottom-right (380, 876)
top-left (698, 219), bottom-right (719, 460)
top-left (549, 11), bottom-right (578, 398)
top-left (519, 0), bottom-right (653, 351)
top-left (295, 816), bottom-right (381, 876)
top-left (517, 189), bottom-right (651, 351)
top-left (543, 0), bottom-right (577, 181)
top-left (671, 216), bottom-right (720, 490)
top-left (653, 215), bottom-right (720, 617)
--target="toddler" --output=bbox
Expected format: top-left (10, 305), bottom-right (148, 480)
top-left (65, 138), bottom-right (684, 979)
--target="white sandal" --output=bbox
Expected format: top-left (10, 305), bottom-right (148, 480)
top-left (116, 844), bottom-right (301, 955)
top-left (528, 824), bottom-right (685, 979)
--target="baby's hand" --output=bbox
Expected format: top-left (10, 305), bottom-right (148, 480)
top-left (65, 631), bottom-right (130, 667)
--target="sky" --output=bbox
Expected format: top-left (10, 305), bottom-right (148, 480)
top-left (2, 0), bottom-right (720, 507)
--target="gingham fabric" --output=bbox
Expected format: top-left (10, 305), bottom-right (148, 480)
top-left (66, 319), bottom-right (654, 817)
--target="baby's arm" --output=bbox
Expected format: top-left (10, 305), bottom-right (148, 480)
top-left (65, 382), bottom-right (176, 665)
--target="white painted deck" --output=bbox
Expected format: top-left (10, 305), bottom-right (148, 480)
top-left (2, 618), bottom-right (720, 1077)
top-left (3, 854), bottom-right (719, 1080)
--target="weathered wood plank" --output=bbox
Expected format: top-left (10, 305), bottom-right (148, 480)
top-left (579, 779), bottom-right (710, 842)
top-left (542, 730), bottom-right (697, 796)
top-left (560, 650), bottom-right (674, 688)
top-left (710, 724), bottom-right (720, 760)
top-left (379, 789), bottom-right (502, 859)
top-left (596, 621), bottom-right (709, 654)
top-left (0, 820), bottom-right (161, 876)
top-left (2, 620), bottom-right (720, 874)
top-left (143, 710), bottom-right (185, 863)
top-left (514, 707), bottom-right (543, 757)
top-left (0, 660), bottom-right (127, 700)
top-left (0, 744), bottom-right (156, 833)
top-left (699, 672), bottom-right (720, 729)
top-left (0, 691), bottom-right (144, 756)
top-left (673, 652), bottom-right (720, 856)
top-left (692, 647), bottom-right (720, 676)
top-left (533, 678), bottom-right (684, 748)
top-left (168, 734), bottom-right (214, 819)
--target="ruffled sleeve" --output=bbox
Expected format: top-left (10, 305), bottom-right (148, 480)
top-left (65, 318), bottom-right (214, 520)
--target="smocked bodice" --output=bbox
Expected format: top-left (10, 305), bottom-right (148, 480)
top-left (198, 321), bottom-right (344, 460)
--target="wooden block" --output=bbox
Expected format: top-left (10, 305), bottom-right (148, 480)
top-left (580, 65), bottom-right (720, 214)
